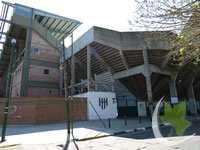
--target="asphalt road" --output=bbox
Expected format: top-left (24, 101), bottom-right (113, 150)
top-left (116, 120), bottom-right (200, 139)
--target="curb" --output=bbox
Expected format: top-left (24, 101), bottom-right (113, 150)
top-left (111, 123), bottom-right (170, 136)
top-left (76, 123), bottom-right (171, 142)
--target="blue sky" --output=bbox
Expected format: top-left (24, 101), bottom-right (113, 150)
top-left (1, 0), bottom-right (135, 46)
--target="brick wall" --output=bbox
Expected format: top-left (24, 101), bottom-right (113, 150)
top-left (27, 87), bottom-right (59, 97)
top-left (0, 97), bottom-right (87, 124)
top-left (30, 31), bottom-right (59, 63)
top-left (26, 31), bottom-right (60, 97)
top-left (28, 65), bottom-right (59, 83)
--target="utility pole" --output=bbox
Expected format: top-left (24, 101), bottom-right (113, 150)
top-left (62, 37), bottom-right (70, 134)
top-left (71, 33), bottom-right (74, 95)
top-left (70, 33), bottom-right (74, 135)
top-left (1, 39), bottom-right (16, 142)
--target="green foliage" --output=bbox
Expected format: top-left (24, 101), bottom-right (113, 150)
top-left (133, 0), bottom-right (200, 66)
top-left (177, 34), bottom-right (183, 39)
top-left (180, 47), bottom-right (184, 54)
top-left (160, 101), bottom-right (191, 136)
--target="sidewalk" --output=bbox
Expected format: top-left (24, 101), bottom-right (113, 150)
top-left (0, 116), bottom-right (199, 149)
top-left (0, 117), bottom-right (151, 145)
top-left (1, 133), bottom-right (200, 150)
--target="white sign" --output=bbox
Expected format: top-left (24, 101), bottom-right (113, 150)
top-left (171, 97), bottom-right (178, 104)
top-left (75, 92), bottom-right (118, 120)
top-left (137, 101), bottom-right (147, 117)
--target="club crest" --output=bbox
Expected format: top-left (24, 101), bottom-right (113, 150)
top-left (99, 98), bottom-right (108, 110)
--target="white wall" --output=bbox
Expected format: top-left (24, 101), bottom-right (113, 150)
top-left (75, 92), bottom-right (118, 120)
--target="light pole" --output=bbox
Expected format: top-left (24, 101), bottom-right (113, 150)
top-left (1, 39), bottom-right (16, 142)
top-left (62, 38), bottom-right (70, 134)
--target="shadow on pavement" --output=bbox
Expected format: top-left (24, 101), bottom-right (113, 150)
top-left (0, 117), bottom-right (151, 136)
top-left (115, 120), bottom-right (200, 140)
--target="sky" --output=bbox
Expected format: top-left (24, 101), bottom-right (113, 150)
top-left (0, 0), bottom-right (136, 46)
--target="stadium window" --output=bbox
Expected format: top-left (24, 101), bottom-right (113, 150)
top-left (44, 69), bottom-right (49, 75)
top-left (33, 48), bottom-right (39, 55)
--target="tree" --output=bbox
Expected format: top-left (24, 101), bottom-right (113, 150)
top-left (130, 0), bottom-right (200, 66)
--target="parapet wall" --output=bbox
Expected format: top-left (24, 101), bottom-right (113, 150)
top-left (0, 97), bottom-right (87, 125)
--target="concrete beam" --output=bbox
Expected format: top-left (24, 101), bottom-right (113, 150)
top-left (113, 64), bottom-right (144, 80)
top-left (113, 64), bottom-right (173, 80)
top-left (150, 64), bottom-right (173, 76)
top-left (119, 50), bottom-right (129, 69)
top-left (161, 51), bottom-right (172, 70)
top-left (74, 56), bottom-right (85, 71)
top-left (90, 45), bottom-right (115, 73)
top-left (33, 20), bottom-right (62, 51)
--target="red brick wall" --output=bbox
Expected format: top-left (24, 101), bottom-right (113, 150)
top-left (0, 97), bottom-right (87, 125)
top-left (28, 65), bottom-right (59, 83)
top-left (30, 31), bottom-right (59, 63)
top-left (26, 31), bottom-right (60, 97)
top-left (27, 87), bottom-right (59, 97)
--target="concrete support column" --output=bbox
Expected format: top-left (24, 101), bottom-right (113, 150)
top-left (143, 49), bottom-right (153, 118)
top-left (111, 75), bottom-right (115, 92)
top-left (94, 74), bottom-right (98, 91)
top-left (169, 75), bottom-right (178, 104)
top-left (143, 49), bottom-right (153, 102)
top-left (145, 76), bottom-right (153, 102)
top-left (187, 79), bottom-right (197, 115)
top-left (71, 34), bottom-right (75, 95)
top-left (87, 45), bottom-right (92, 92)
top-left (59, 51), bottom-right (64, 96)
top-left (21, 8), bottom-right (34, 96)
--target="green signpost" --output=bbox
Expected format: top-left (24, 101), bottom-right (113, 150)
top-left (1, 39), bottom-right (16, 142)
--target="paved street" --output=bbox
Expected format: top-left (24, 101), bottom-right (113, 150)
top-left (117, 120), bottom-right (200, 139)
